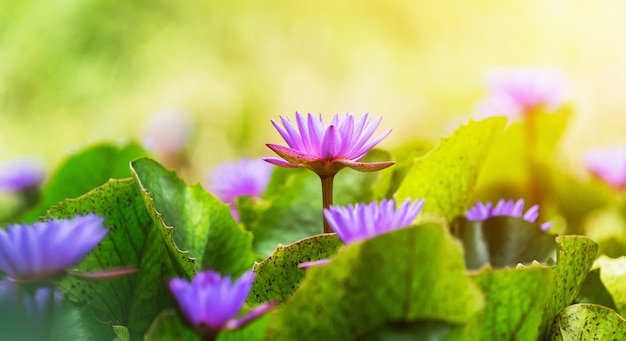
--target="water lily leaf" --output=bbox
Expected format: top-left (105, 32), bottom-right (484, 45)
top-left (592, 255), bottom-right (626, 316)
top-left (373, 141), bottom-right (433, 200)
top-left (550, 304), bottom-right (626, 340)
top-left (240, 168), bottom-right (322, 257)
top-left (451, 216), bottom-right (557, 270)
top-left (581, 206), bottom-right (626, 257)
top-left (544, 166), bottom-right (610, 235)
top-left (267, 224), bottom-right (485, 340)
top-left (112, 326), bottom-right (129, 341)
top-left (48, 179), bottom-right (194, 340)
top-left (575, 268), bottom-right (617, 310)
top-left (144, 310), bottom-right (199, 341)
top-left (247, 234), bottom-right (342, 305)
top-left (394, 117), bottom-right (506, 222)
top-left (475, 107), bottom-right (571, 198)
top-left (217, 313), bottom-right (271, 341)
top-left (131, 157), bottom-right (256, 276)
top-left (469, 265), bottom-right (553, 340)
top-left (538, 236), bottom-right (598, 340)
top-left (24, 142), bottom-right (149, 222)
top-left (360, 321), bottom-right (466, 341)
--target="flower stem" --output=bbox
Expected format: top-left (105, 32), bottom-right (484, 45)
top-left (320, 175), bottom-right (335, 234)
top-left (524, 109), bottom-right (540, 206)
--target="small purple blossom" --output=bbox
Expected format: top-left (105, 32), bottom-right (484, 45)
top-left (584, 145), bottom-right (626, 190)
top-left (0, 214), bottom-right (109, 282)
top-left (204, 158), bottom-right (272, 221)
top-left (324, 198), bottom-right (425, 244)
top-left (476, 67), bottom-right (568, 119)
top-left (142, 109), bottom-right (194, 157)
top-left (168, 269), bottom-right (275, 337)
top-left (465, 199), bottom-right (553, 231)
top-left (0, 157), bottom-right (45, 193)
top-left (264, 112), bottom-right (394, 177)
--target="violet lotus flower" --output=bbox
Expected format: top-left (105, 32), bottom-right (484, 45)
top-left (0, 157), bottom-right (45, 193)
top-left (264, 112), bottom-right (394, 177)
top-left (324, 198), bottom-right (425, 244)
top-left (204, 158), bottom-right (273, 221)
top-left (168, 269), bottom-right (276, 338)
top-left (476, 67), bottom-right (568, 119)
top-left (465, 199), bottom-right (553, 231)
top-left (0, 214), bottom-right (109, 283)
top-left (584, 145), bottom-right (626, 190)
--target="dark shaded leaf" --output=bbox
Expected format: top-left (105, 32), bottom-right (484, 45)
top-left (575, 268), bottom-right (618, 310)
top-left (592, 255), bottom-right (626, 316)
top-left (451, 216), bottom-right (557, 270)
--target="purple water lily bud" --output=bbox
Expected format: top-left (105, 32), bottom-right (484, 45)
top-left (465, 199), bottom-right (553, 231)
top-left (168, 269), bottom-right (276, 338)
top-left (0, 214), bottom-right (109, 283)
top-left (0, 157), bottom-right (45, 194)
top-left (584, 145), bottom-right (626, 190)
top-left (476, 67), bottom-right (568, 119)
top-left (265, 112), bottom-right (394, 177)
top-left (324, 198), bottom-right (425, 244)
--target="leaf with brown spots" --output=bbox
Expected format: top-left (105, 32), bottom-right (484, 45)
top-left (550, 304), bottom-right (626, 340)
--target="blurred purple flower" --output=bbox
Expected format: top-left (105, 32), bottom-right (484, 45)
top-left (0, 157), bottom-right (45, 193)
top-left (204, 158), bottom-right (272, 221)
top-left (0, 214), bottom-right (109, 283)
top-left (324, 198), bottom-right (425, 244)
top-left (264, 112), bottom-right (394, 177)
top-left (168, 269), bottom-right (276, 337)
top-left (476, 67), bottom-right (568, 119)
top-left (142, 109), bottom-right (194, 158)
top-left (465, 199), bottom-right (553, 231)
top-left (584, 145), bottom-right (626, 190)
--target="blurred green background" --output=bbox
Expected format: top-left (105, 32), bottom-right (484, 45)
top-left (1, 1), bottom-right (625, 181)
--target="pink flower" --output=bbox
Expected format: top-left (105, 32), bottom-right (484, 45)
top-left (465, 199), bottom-right (553, 231)
top-left (264, 112), bottom-right (394, 177)
top-left (584, 145), bottom-right (626, 190)
top-left (476, 67), bottom-right (568, 119)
